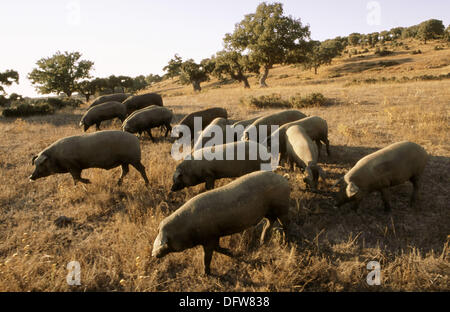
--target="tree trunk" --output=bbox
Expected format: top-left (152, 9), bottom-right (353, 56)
top-left (314, 66), bottom-right (318, 75)
top-left (242, 76), bottom-right (250, 88)
top-left (192, 81), bottom-right (201, 92)
top-left (259, 66), bottom-right (270, 88)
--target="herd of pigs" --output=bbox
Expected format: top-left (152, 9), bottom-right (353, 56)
top-left (28, 92), bottom-right (429, 275)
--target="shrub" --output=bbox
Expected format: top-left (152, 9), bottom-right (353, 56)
top-left (0, 95), bottom-right (9, 107)
top-left (240, 93), bottom-right (289, 109)
top-left (47, 97), bottom-right (82, 109)
top-left (363, 78), bottom-right (378, 84)
top-left (434, 45), bottom-right (443, 51)
top-left (240, 92), bottom-right (330, 109)
top-left (278, 74), bottom-right (289, 79)
top-left (346, 73), bottom-right (450, 86)
top-left (289, 92), bottom-right (328, 108)
top-left (411, 49), bottom-right (422, 55)
top-left (2, 103), bottom-right (54, 117)
top-left (46, 98), bottom-right (65, 109)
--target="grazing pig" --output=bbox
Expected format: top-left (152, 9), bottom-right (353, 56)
top-left (175, 107), bottom-right (228, 140)
top-left (285, 125), bottom-right (326, 189)
top-left (335, 141), bottom-right (428, 212)
top-left (88, 93), bottom-right (132, 109)
top-left (153, 171), bottom-right (290, 275)
top-left (193, 117), bottom-right (228, 151)
top-left (122, 106), bottom-right (173, 141)
top-left (242, 109), bottom-right (306, 142)
top-left (264, 116), bottom-right (330, 162)
top-left (231, 116), bottom-right (263, 130)
top-left (30, 130), bottom-right (149, 185)
top-left (122, 92), bottom-right (163, 115)
top-left (171, 141), bottom-right (271, 191)
top-left (230, 115), bottom-right (263, 141)
top-left (79, 101), bottom-right (127, 131)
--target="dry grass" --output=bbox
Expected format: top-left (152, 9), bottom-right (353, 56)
top-left (0, 39), bottom-right (449, 291)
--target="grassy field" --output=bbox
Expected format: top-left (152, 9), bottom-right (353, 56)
top-left (0, 39), bottom-right (449, 291)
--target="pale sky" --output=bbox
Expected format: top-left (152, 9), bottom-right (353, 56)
top-left (1, 0), bottom-right (448, 97)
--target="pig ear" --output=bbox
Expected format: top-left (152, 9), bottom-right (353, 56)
top-left (152, 232), bottom-right (169, 257)
top-left (34, 155), bottom-right (48, 166)
top-left (173, 169), bottom-right (181, 179)
top-left (346, 182), bottom-right (359, 198)
top-left (31, 155), bottom-right (38, 165)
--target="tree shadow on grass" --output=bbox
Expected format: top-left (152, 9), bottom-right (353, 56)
top-left (331, 57), bottom-right (413, 74)
top-left (288, 143), bottom-right (450, 256)
top-left (0, 112), bottom-right (84, 127)
top-left (340, 50), bottom-right (412, 64)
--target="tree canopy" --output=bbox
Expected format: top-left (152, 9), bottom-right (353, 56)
top-left (179, 58), bottom-right (212, 92)
top-left (444, 25), bottom-right (450, 42)
top-left (418, 19), bottom-right (445, 44)
top-left (348, 33), bottom-right (361, 46)
top-left (211, 50), bottom-right (260, 88)
top-left (28, 51), bottom-right (93, 97)
top-left (304, 39), bottom-right (343, 74)
top-left (163, 54), bottom-right (183, 80)
top-left (0, 70), bottom-right (19, 94)
top-left (224, 2), bottom-right (310, 87)
top-left (145, 74), bottom-right (163, 85)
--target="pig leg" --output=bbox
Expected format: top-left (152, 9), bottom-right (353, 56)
top-left (146, 129), bottom-right (154, 142)
top-left (380, 188), bottom-right (392, 213)
top-left (164, 123), bottom-right (172, 137)
top-left (202, 239), bottom-right (217, 275)
top-left (117, 164), bottom-right (129, 186)
top-left (288, 156), bottom-right (294, 171)
top-left (205, 177), bottom-right (215, 190)
top-left (324, 138), bottom-right (331, 156)
top-left (212, 237), bottom-right (235, 258)
top-left (69, 169), bottom-right (91, 185)
top-left (131, 161), bottom-right (149, 185)
top-left (215, 246), bottom-right (234, 258)
top-left (95, 122), bottom-right (101, 131)
top-left (315, 140), bottom-right (322, 158)
top-left (410, 175), bottom-right (421, 209)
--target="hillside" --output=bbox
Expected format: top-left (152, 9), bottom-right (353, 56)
top-left (0, 38), bottom-right (449, 291)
